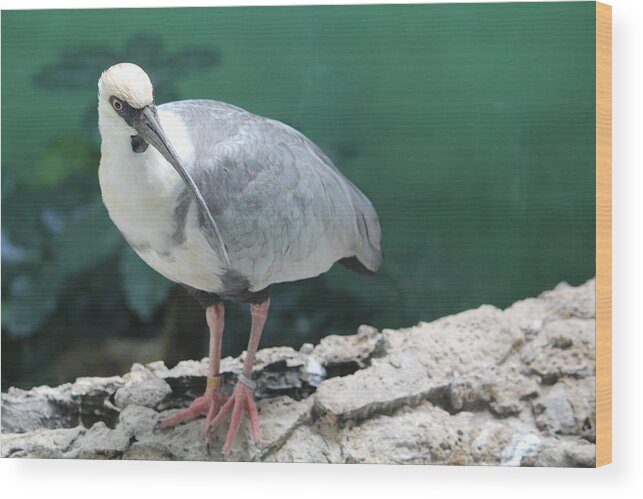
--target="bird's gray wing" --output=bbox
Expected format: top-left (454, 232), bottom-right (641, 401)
top-left (164, 100), bottom-right (382, 291)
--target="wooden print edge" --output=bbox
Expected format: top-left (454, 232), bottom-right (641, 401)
top-left (595, 0), bottom-right (612, 468)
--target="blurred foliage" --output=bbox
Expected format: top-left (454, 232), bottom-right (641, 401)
top-left (33, 35), bottom-right (220, 97)
top-left (2, 30), bottom-right (221, 387)
top-left (34, 136), bottom-right (98, 187)
top-left (33, 34), bottom-right (221, 135)
top-left (2, 4), bottom-right (596, 389)
top-left (3, 33), bottom-right (219, 337)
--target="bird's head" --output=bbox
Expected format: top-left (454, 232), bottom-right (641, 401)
top-left (98, 63), bottom-right (155, 135)
top-left (98, 63), bottom-right (197, 190)
top-left (99, 62), bottom-right (154, 110)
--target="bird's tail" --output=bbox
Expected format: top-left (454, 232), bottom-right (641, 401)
top-left (348, 186), bottom-right (383, 274)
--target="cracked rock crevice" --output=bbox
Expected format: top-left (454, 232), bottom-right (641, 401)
top-left (2, 279), bottom-right (596, 466)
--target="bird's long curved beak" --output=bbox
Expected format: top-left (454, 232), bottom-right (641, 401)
top-left (133, 105), bottom-right (231, 266)
top-left (133, 106), bottom-right (195, 188)
top-left (133, 106), bottom-right (208, 217)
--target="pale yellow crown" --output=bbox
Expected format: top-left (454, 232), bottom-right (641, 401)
top-left (98, 63), bottom-right (154, 109)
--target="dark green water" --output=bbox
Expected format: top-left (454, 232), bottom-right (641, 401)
top-left (1, 3), bottom-right (596, 388)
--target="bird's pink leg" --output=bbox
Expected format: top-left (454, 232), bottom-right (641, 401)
top-left (156, 303), bottom-right (226, 430)
top-left (207, 298), bottom-right (269, 456)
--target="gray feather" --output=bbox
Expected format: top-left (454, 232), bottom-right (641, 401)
top-left (161, 99), bottom-right (383, 291)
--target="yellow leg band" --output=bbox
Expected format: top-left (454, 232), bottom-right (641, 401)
top-left (207, 375), bottom-right (221, 390)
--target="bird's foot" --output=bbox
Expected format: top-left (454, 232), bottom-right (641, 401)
top-left (155, 379), bottom-right (226, 431)
top-left (206, 376), bottom-right (260, 457)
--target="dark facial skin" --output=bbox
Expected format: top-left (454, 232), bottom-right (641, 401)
top-left (109, 95), bottom-right (151, 153)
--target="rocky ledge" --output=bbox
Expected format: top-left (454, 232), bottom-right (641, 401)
top-left (1, 279), bottom-right (596, 466)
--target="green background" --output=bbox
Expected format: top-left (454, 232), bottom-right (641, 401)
top-left (1, 2), bottom-right (596, 389)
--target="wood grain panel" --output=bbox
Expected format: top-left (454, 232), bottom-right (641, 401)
top-left (595, 1), bottom-right (612, 468)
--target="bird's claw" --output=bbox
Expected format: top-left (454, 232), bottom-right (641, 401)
top-left (204, 380), bottom-right (261, 457)
top-left (153, 420), bottom-right (162, 433)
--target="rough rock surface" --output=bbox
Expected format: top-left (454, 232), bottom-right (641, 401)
top-left (1, 279), bottom-right (596, 466)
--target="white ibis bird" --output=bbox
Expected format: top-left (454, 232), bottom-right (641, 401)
top-left (97, 63), bottom-right (382, 456)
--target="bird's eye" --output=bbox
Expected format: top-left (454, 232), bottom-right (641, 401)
top-left (112, 99), bottom-right (123, 111)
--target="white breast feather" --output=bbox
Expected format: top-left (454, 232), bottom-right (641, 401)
top-left (99, 109), bottom-right (226, 292)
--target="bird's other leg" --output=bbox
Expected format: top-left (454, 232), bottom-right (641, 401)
top-left (156, 303), bottom-right (226, 430)
top-left (207, 298), bottom-right (270, 456)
